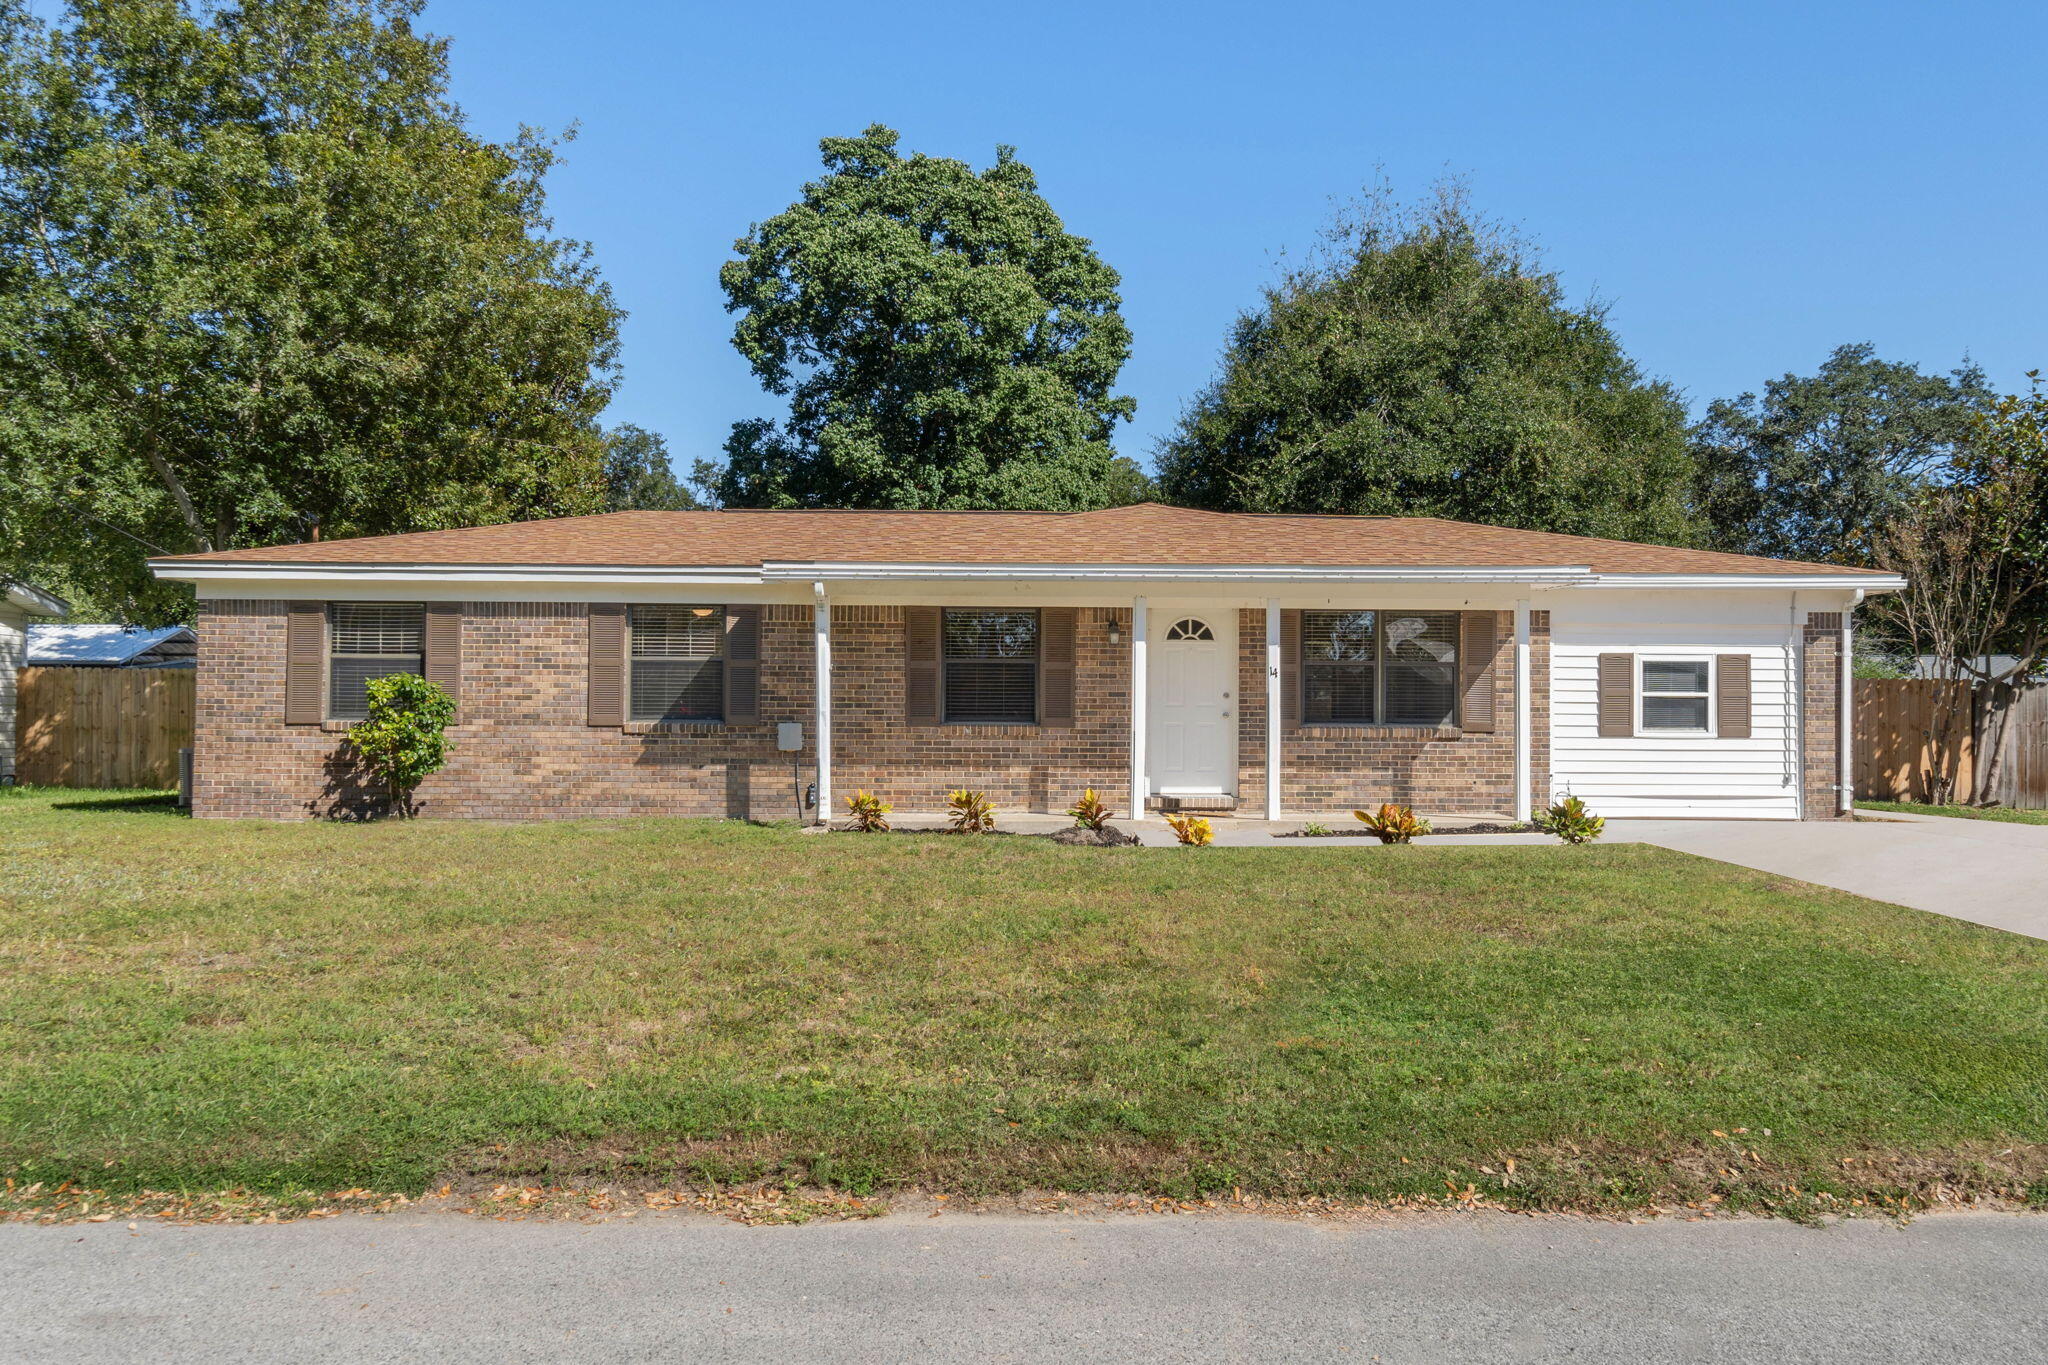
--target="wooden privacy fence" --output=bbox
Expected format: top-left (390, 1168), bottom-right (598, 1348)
top-left (1855, 678), bottom-right (2048, 809)
top-left (13, 666), bottom-right (194, 789)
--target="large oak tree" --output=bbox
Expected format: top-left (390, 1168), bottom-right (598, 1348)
top-left (0, 0), bottom-right (622, 620)
top-left (706, 125), bottom-right (1139, 511)
top-left (1154, 186), bottom-right (1696, 543)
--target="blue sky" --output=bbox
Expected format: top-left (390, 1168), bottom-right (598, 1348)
top-left (426, 0), bottom-right (2045, 477)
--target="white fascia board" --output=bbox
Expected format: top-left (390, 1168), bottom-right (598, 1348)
top-left (4, 581), bottom-right (69, 617)
top-left (149, 561), bottom-right (766, 586)
top-left (1587, 573), bottom-right (1905, 592)
top-left (758, 561), bottom-right (1599, 584)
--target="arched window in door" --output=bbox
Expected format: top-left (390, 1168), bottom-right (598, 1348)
top-left (1165, 617), bottom-right (1214, 642)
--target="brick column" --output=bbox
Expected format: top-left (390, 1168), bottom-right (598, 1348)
top-left (1802, 612), bottom-right (1845, 819)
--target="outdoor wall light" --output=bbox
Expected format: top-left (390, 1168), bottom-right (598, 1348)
top-left (1108, 620), bottom-right (1124, 646)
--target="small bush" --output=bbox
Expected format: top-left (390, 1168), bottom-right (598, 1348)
top-left (1540, 793), bottom-right (1605, 844)
top-left (946, 789), bottom-right (996, 833)
top-left (346, 674), bottom-right (456, 818)
top-left (844, 790), bottom-right (891, 832)
top-left (1300, 820), bottom-right (1331, 836)
top-left (1164, 812), bottom-right (1213, 846)
top-left (1067, 788), bottom-right (1113, 830)
top-left (1353, 803), bottom-right (1431, 844)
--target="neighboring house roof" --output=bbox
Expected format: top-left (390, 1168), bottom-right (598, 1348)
top-left (26, 624), bottom-right (197, 667)
top-left (148, 503), bottom-right (1899, 584)
top-left (4, 581), bottom-right (69, 618)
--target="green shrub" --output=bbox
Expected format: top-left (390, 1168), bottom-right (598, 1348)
top-left (946, 789), bottom-right (996, 833)
top-left (346, 674), bottom-right (456, 818)
top-left (1540, 793), bottom-right (1606, 844)
top-left (1353, 803), bottom-right (1430, 844)
top-left (844, 790), bottom-right (891, 832)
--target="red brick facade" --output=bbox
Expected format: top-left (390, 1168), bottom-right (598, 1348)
top-left (829, 605), bottom-right (1133, 814)
top-left (1802, 612), bottom-right (1847, 819)
top-left (192, 597), bottom-right (1834, 821)
top-left (1231, 609), bottom-right (1549, 819)
top-left (195, 599), bottom-right (818, 821)
top-left (193, 598), bottom-right (1134, 821)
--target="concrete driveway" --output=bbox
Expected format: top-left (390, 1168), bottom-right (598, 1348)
top-left (1610, 812), bottom-right (2048, 941)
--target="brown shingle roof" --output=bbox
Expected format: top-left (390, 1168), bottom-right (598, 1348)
top-left (152, 503), bottom-right (1887, 576)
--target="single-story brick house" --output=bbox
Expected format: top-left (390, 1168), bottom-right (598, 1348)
top-left (148, 503), bottom-right (1901, 822)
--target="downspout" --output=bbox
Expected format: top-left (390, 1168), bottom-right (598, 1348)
top-left (1513, 599), bottom-right (1532, 823)
top-left (1838, 590), bottom-right (1862, 816)
top-left (813, 581), bottom-right (831, 827)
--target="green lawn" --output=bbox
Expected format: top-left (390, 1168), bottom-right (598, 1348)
top-left (3, 785), bottom-right (2046, 1218)
top-left (1859, 799), bottom-right (2048, 827)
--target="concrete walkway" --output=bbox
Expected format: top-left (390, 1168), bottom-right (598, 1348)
top-left (1607, 812), bottom-right (2048, 941)
top-left (7, 1209), bottom-right (2044, 1364)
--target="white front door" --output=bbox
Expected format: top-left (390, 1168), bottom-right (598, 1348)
top-left (1148, 610), bottom-right (1235, 795)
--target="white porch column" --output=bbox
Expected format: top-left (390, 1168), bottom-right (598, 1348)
top-left (1264, 599), bottom-right (1282, 820)
top-left (1128, 596), bottom-right (1148, 820)
top-left (1839, 590), bottom-right (1861, 815)
top-left (1513, 599), bottom-right (1532, 823)
top-left (813, 581), bottom-right (831, 827)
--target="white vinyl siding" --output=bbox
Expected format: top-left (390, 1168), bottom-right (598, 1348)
top-left (0, 606), bottom-right (23, 780)
top-left (1549, 594), bottom-right (1800, 820)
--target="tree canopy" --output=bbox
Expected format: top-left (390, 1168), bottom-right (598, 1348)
top-left (1691, 342), bottom-right (1993, 563)
top-left (1871, 373), bottom-right (2047, 803)
top-left (1153, 187), bottom-right (1696, 543)
top-left (0, 0), bottom-right (622, 620)
top-left (704, 124), bottom-right (1137, 511)
top-left (601, 423), bottom-right (695, 511)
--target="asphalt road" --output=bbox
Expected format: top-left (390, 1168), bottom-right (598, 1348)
top-left (7, 1210), bottom-right (2046, 1363)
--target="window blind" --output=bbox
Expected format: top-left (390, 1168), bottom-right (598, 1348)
top-left (1301, 609), bottom-right (1459, 725)
top-left (1381, 613), bottom-right (1459, 725)
top-left (1303, 610), bottom-right (1376, 723)
top-left (630, 605), bottom-right (725, 722)
top-left (943, 609), bottom-right (1038, 724)
top-left (328, 603), bottom-right (424, 721)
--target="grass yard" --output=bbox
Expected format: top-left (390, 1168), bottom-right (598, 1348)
top-left (1859, 799), bottom-right (2048, 827)
top-left (3, 785), bottom-right (2046, 1219)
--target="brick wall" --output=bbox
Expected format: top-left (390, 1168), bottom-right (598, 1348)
top-left (830, 605), bottom-right (1131, 814)
top-left (1802, 612), bottom-right (1845, 818)
top-left (1232, 608), bottom-right (1548, 818)
top-left (192, 599), bottom-right (1129, 820)
top-left (194, 599), bottom-right (818, 821)
top-left (197, 598), bottom-right (1574, 822)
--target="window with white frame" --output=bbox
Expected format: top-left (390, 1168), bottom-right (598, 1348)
top-left (629, 605), bottom-right (725, 722)
top-left (328, 603), bottom-right (424, 721)
top-left (1640, 658), bottom-right (1711, 732)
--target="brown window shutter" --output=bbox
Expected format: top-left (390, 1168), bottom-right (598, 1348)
top-left (1716, 654), bottom-right (1752, 739)
top-left (1458, 612), bottom-right (1499, 733)
top-left (587, 603), bottom-right (626, 727)
top-left (723, 606), bottom-right (761, 723)
top-left (1597, 653), bottom-right (1634, 737)
top-left (1039, 607), bottom-right (1076, 727)
top-left (424, 603), bottom-right (461, 712)
top-left (905, 607), bottom-right (941, 725)
top-left (1280, 609), bottom-right (1302, 731)
top-left (284, 601), bottom-right (325, 725)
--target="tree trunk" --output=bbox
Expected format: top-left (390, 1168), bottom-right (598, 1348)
top-left (1972, 681), bottom-right (2018, 807)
